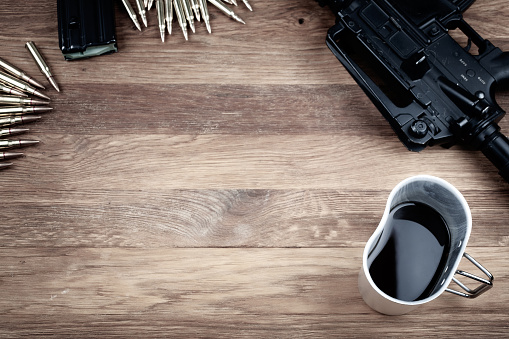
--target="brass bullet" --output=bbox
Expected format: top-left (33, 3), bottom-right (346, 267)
top-left (0, 139), bottom-right (39, 150)
top-left (0, 115), bottom-right (41, 127)
top-left (242, 0), bottom-right (251, 10)
top-left (25, 41), bottom-right (60, 92)
top-left (120, 0), bottom-right (142, 31)
top-left (181, 0), bottom-right (196, 33)
top-left (0, 106), bottom-right (53, 115)
top-left (0, 151), bottom-right (24, 160)
top-left (207, 0), bottom-right (245, 24)
top-left (0, 95), bottom-right (49, 106)
top-left (0, 71), bottom-right (51, 101)
top-left (135, 0), bottom-right (148, 27)
top-left (174, 0), bottom-right (189, 40)
top-left (165, 0), bottom-right (174, 35)
top-left (0, 162), bottom-right (13, 169)
top-left (198, 0), bottom-right (211, 33)
top-left (0, 128), bottom-right (30, 137)
top-left (0, 57), bottom-right (46, 89)
top-left (0, 84), bottom-right (28, 97)
top-left (157, 0), bottom-right (166, 42)
top-left (189, 0), bottom-right (201, 21)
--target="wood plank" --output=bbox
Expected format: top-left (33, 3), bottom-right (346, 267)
top-left (31, 83), bottom-right (508, 134)
top-left (0, 248), bottom-right (507, 338)
top-left (0, 134), bottom-right (503, 188)
top-left (1, 187), bottom-right (508, 248)
top-left (37, 83), bottom-right (387, 134)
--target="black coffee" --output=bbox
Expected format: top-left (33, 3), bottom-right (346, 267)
top-left (368, 202), bottom-right (451, 301)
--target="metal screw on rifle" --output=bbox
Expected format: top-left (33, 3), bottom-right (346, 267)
top-left (410, 120), bottom-right (428, 138)
top-left (430, 25), bottom-right (440, 36)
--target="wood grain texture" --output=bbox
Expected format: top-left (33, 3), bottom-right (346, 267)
top-left (1, 248), bottom-right (508, 337)
top-left (0, 0), bottom-right (509, 337)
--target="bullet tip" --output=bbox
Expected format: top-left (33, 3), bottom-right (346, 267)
top-left (242, 0), bottom-right (252, 11)
top-left (20, 115), bottom-right (42, 124)
top-left (2, 152), bottom-right (24, 160)
top-left (232, 13), bottom-right (245, 24)
top-left (19, 140), bottom-right (39, 147)
top-left (134, 19), bottom-right (142, 31)
top-left (33, 107), bottom-right (53, 113)
top-left (31, 99), bottom-right (51, 106)
top-left (11, 129), bottom-right (29, 136)
top-left (8, 128), bottom-right (30, 135)
top-left (33, 90), bottom-right (51, 101)
top-left (48, 76), bottom-right (60, 93)
top-left (28, 78), bottom-right (46, 90)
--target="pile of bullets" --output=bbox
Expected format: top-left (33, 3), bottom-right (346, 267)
top-left (0, 42), bottom-right (59, 170)
top-left (121, 0), bottom-right (252, 42)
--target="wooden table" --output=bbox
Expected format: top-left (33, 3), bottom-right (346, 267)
top-left (1, 0), bottom-right (508, 337)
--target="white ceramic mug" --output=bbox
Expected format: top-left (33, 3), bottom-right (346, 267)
top-left (358, 175), bottom-right (493, 315)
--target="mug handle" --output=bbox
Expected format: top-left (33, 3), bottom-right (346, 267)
top-left (445, 253), bottom-right (494, 298)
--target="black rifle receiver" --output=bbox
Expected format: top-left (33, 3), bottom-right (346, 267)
top-left (321, 0), bottom-right (509, 182)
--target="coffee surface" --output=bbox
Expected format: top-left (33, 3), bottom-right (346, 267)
top-left (368, 202), bottom-right (451, 301)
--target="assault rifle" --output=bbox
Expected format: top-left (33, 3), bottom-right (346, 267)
top-left (320, 0), bottom-right (509, 182)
